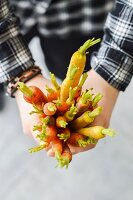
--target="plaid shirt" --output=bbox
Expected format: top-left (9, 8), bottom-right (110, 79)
top-left (91, 0), bottom-right (133, 91)
top-left (0, 0), bottom-right (133, 91)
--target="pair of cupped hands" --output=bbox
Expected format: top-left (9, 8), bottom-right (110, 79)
top-left (15, 69), bottom-right (119, 156)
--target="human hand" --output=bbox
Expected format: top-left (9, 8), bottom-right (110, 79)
top-left (15, 70), bottom-right (119, 157)
top-left (15, 74), bottom-right (51, 140)
top-left (47, 69), bottom-right (119, 156)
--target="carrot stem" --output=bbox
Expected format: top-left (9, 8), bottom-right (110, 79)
top-left (78, 73), bottom-right (88, 88)
top-left (102, 129), bottom-right (116, 137)
top-left (92, 93), bottom-right (103, 107)
top-left (89, 106), bottom-right (102, 118)
top-left (77, 137), bottom-right (97, 147)
top-left (57, 133), bottom-right (70, 142)
top-left (41, 116), bottom-right (51, 126)
top-left (80, 89), bottom-right (93, 104)
top-left (47, 104), bottom-right (56, 112)
top-left (64, 104), bottom-right (77, 122)
top-left (79, 38), bottom-right (101, 54)
top-left (45, 85), bottom-right (54, 93)
top-left (33, 125), bottom-right (42, 131)
top-left (29, 104), bottom-right (43, 115)
top-left (17, 82), bottom-right (34, 97)
top-left (59, 120), bottom-right (68, 128)
top-left (29, 144), bottom-right (46, 153)
top-left (58, 157), bottom-right (70, 169)
top-left (50, 72), bottom-right (60, 91)
top-left (68, 87), bottom-right (76, 102)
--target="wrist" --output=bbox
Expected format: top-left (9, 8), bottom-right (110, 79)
top-left (6, 66), bottom-right (42, 98)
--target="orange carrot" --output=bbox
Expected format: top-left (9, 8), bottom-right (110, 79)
top-left (58, 143), bottom-right (72, 168)
top-left (45, 85), bottom-right (59, 102)
top-left (56, 116), bottom-right (68, 128)
top-left (43, 102), bottom-right (57, 116)
top-left (17, 82), bottom-right (47, 105)
top-left (67, 133), bottom-right (97, 147)
top-left (38, 125), bottom-right (57, 143)
top-left (51, 137), bottom-right (63, 160)
top-left (53, 98), bottom-right (69, 112)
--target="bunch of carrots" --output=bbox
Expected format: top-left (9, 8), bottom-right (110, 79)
top-left (18, 38), bottom-right (116, 168)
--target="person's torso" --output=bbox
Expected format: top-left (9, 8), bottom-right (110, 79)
top-left (10, 0), bottom-right (115, 37)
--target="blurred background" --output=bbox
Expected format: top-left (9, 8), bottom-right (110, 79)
top-left (0, 37), bottom-right (133, 200)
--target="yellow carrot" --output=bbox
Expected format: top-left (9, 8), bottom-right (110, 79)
top-left (60, 66), bottom-right (78, 101)
top-left (70, 106), bottom-right (102, 130)
top-left (66, 38), bottom-right (101, 88)
top-left (77, 126), bottom-right (116, 139)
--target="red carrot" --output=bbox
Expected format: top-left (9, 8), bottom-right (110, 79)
top-left (56, 116), bottom-right (68, 128)
top-left (57, 128), bottom-right (70, 141)
top-left (76, 89), bottom-right (93, 116)
top-left (17, 82), bottom-right (47, 105)
top-left (43, 102), bottom-right (57, 116)
top-left (58, 143), bottom-right (72, 168)
top-left (51, 137), bottom-right (63, 160)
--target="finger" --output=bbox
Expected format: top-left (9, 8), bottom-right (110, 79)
top-left (47, 149), bottom-right (55, 157)
top-left (68, 143), bottom-right (96, 155)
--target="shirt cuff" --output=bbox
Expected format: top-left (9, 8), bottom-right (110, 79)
top-left (91, 43), bottom-right (133, 91)
top-left (0, 33), bottom-right (35, 84)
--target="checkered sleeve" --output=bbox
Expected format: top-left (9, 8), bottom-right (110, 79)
top-left (91, 0), bottom-right (133, 91)
top-left (0, 0), bottom-right (35, 84)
